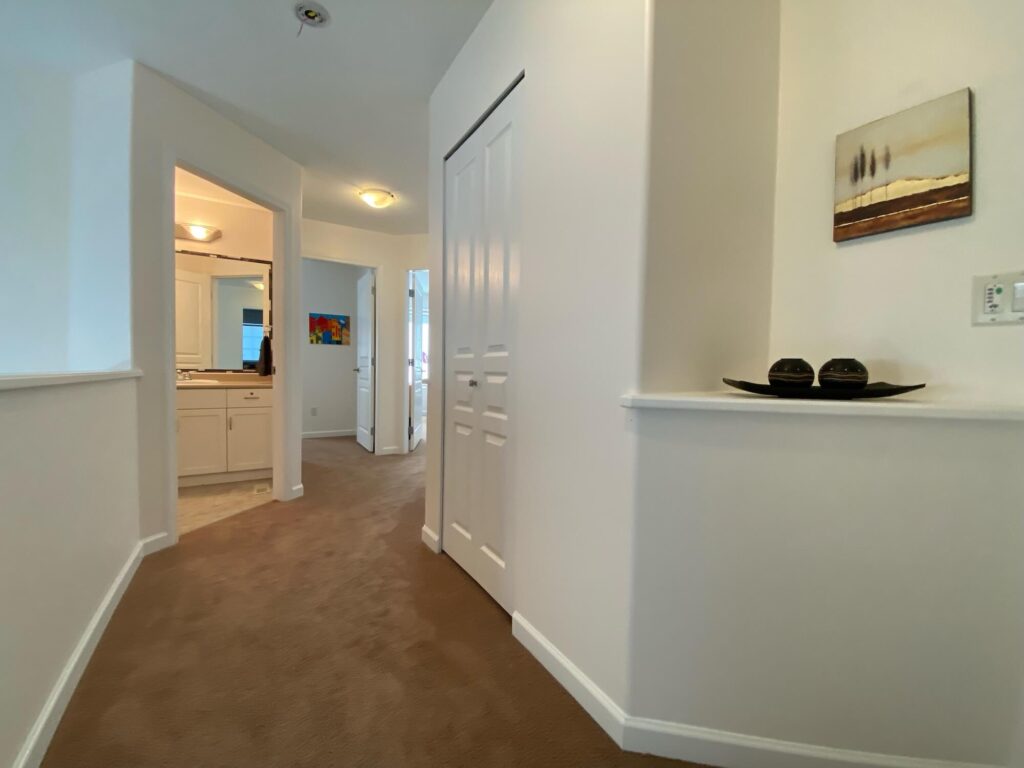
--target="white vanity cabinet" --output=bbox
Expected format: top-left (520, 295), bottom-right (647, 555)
top-left (177, 387), bottom-right (272, 483)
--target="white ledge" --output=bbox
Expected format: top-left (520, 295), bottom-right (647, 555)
top-left (0, 369), bottom-right (143, 392)
top-left (620, 391), bottom-right (1024, 422)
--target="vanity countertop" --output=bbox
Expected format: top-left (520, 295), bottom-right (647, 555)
top-left (176, 380), bottom-right (273, 390)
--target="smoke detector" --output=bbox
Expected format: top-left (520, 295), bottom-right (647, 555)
top-left (295, 2), bottom-right (330, 28)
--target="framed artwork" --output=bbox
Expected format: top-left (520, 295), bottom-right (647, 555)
top-left (309, 313), bottom-right (350, 345)
top-left (834, 88), bottom-right (972, 242)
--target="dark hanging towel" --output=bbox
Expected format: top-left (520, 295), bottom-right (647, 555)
top-left (256, 334), bottom-right (273, 376)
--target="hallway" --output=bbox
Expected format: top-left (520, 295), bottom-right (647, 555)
top-left (43, 439), bottom-right (688, 767)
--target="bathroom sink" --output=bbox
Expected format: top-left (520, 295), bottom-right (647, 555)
top-left (177, 379), bottom-right (221, 386)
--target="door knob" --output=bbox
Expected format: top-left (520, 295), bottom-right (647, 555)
top-left (353, 367), bottom-right (360, 372)
top-left (468, 379), bottom-right (479, 387)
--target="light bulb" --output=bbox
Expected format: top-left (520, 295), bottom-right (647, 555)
top-left (358, 189), bottom-right (395, 209)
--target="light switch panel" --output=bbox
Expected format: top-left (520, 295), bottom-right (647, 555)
top-left (973, 271), bottom-right (1024, 325)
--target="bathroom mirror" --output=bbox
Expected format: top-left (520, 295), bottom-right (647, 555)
top-left (174, 251), bottom-right (271, 371)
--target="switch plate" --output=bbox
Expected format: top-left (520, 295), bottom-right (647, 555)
top-left (973, 271), bottom-right (1024, 325)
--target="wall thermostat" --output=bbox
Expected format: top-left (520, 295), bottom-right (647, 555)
top-left (972, 271), bottom-right (1024, 325)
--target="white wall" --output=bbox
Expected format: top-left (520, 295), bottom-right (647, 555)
top-left (0, 64), bottom-right (72, 374)
top-left (624, 2), bottom-right (1024, 765)
top-left (771, 0), bottom-right (1024, 403)
top-left (0, 379), bottom-right (141, 768)
top-left (175, 194), bottom-right (273, 262)
top-left (630, 409), bottom-right (1024, 765)
top-left (302, 218), bottom-right (427, 453)
top-left (640, 0), bottom-right (779, 391)
top-left (302, 259), bottom-right (364, 437)
top-left (131, 61), bottom-right (304, 539)
top-left (66, 63), bottom-right (133, 372)
top-left (426, 0), bottom-right (652, 708)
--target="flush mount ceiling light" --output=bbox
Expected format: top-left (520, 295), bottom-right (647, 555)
top-left (175, 223), bottom-right (222, 243)
top-left (358, 189), bottom-right (396, 209)
top-left (295, 2), bottom-right (330, 29)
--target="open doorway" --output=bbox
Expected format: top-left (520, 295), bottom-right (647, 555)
top-left (301, 258), bottom-right (377, 453)
top-left (173, 167), bottom-right (276, 534)
top-left (407, 269), bottom-right (429, 452)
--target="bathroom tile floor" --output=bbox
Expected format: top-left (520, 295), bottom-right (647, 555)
top-left (177, 479), bottom-right (273, 534)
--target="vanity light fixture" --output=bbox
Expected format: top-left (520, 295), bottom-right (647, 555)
top-left (358, 189), bottom-right (396, 209)
top-left (175, 223), bottom-right (222, 243)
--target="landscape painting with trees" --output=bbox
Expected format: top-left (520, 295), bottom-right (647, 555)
top-left (833, 88), bottom-right (972, 242)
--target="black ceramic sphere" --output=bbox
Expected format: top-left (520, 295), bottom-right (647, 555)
top-left (818, 358), bottom-right (868, 390)
top-left (768, 358), bottom-right (815, 388)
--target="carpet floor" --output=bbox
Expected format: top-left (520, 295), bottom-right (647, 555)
top-left (43, 438), bottom-right (697, 768)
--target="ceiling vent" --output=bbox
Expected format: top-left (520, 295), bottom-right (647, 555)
top-left (295, 2), bottom-right (330, 29)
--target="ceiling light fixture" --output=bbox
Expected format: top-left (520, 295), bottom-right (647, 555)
top-left (358, 189), bottom-right (396, 209)
top-left (175, 223), bottom-right (222, 243)
top-left (295, 2), bottom-right (330, 30)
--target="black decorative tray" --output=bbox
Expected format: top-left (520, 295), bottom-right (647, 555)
top-left (723, 379), bottom-right (926, 401)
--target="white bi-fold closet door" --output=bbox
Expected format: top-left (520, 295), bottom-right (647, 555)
top-left (442, 82), bottom-right (521, 612)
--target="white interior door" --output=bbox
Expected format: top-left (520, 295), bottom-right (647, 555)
top-left (442, 85), bottom-right (520, 612)
top-left (355, 270), bottom-right (375, 452)
top-left (409, 270), bottom-right (429, 451)
top-left (175, 269), bottom-right (211, 369)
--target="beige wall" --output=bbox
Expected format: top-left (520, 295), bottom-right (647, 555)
top-left (174, 194), bottom-right (273, 262)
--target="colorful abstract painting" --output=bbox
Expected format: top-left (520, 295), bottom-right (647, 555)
top-left (309, 313), bottom-right (350, 345)
top-left (834, 88), bottom-right (972, 242)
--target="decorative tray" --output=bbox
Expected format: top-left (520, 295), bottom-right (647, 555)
top-left (723, 379), bottom-right (926, 401)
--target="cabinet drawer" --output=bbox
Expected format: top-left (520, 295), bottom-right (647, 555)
top-left (227, 388), bottom-right (273, 408)
top-left (176, 388), bottom-right (227, 409)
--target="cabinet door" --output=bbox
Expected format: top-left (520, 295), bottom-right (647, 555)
top-left (177, 408), bottom-right (227, 476)
top-left (227, 406), bottom-right (272, 471)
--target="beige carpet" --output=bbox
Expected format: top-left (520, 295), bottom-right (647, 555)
top-left (43, 438), bottom-right (698, 768)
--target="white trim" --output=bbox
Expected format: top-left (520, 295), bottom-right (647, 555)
top-left (177, 468), bottom-right (272, 488)
top-left (511, 612), bottom-right (997, 768)
top-left (421, 525), bottom-right (441, 553)
top-left (12, 535), bottom-right (159, 768)
top-left (511, 612), bottom-right (626, 745)
top-left (623, 718), bottom-right (997, 768)
top-left (286, 483), bottom-right (304, 499)
top-left (140, 532), bottom-right (174, 556)
top-left (375, 445), bottom-right (401, 456)
top-left (0, 369), bottom-right (143, 392)
top-left (620, 390), bottom-right (1024, 422)
top-left (302, 429), bottom-right (356, 438)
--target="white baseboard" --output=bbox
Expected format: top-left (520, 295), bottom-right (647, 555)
top-left (141, 532), bottom-right (173, 556)
top-left (511, 612), bottom-right (626, 745)
top-left (376, 445), bottom-right (401, 456)
top-left (178, 468), bottom-right (272, 488)
top-left (302, 429), bottom-right (355, 438)
top-left (421, 524), bottom-right (441, 553)
top-left (13, 538), bottom-right (147, 768)
top-left (511, 612), bottom-right (995, 768)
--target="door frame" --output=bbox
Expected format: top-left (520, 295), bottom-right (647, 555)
top-left (167, 161), bottom-right (292, 545)
top-left (402, 268), bottom-right (429, 454)
top-left (300, 257), bottom-right (379, 452)
top-left (436, 71), bottom-right (525, 557)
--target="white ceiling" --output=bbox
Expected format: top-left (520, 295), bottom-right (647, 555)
top-left (0, 0), bottom-right (493, 234)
